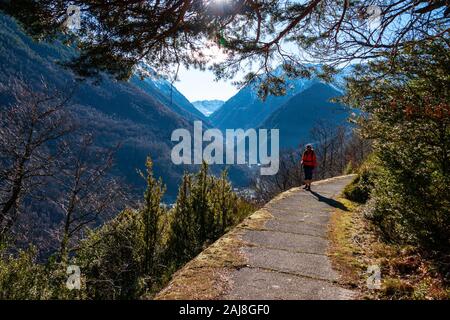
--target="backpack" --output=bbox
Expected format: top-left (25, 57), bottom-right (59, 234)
top-left (302, 150), bottom-right (317, 167)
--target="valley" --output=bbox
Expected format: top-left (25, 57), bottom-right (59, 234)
top-left (2, 0), bottom-right (446, 303)
top-left (0, 13), bottom-right (351, 200)
top-left (0, 12), bottom-right (351, 262)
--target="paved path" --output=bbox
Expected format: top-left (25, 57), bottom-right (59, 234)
top-left (156, 175), bottom-right (356, 300)
top-left (223, 175), bottom-right (355, 300)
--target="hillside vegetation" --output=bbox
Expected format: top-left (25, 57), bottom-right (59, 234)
top-left (0, 161), bottom-right (254, 299)
top-left (0, 13), bottom-right (222, 201)
top-left (330, 40), bottom-right (450, 299)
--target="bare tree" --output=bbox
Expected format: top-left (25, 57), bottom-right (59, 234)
top-left (344, 129), bottom-right (373, 169)
top-left (0, 80), bottom-right (75, 240)
top-left (311, 121), bottom-right (349, 179)
top-left (252, 148), bottom-right (303, 202)
top-left (0, 79), bottom-right (130, 261)
top-left (53, 135), bottom-right (128, 263)
top-left (311, 121), bottom-right (334, 179)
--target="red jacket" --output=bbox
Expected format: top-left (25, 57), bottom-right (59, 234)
top-left (302, 150), bottom-right (317, 167)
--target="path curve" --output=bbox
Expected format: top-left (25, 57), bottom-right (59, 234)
top-left (156, 175), bottom-right (356, 300)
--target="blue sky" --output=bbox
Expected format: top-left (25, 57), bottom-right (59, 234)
top-left (175, 65), bottom-right (238, 102)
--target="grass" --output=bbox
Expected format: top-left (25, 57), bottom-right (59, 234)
top-left (328, 197), bottom-right (450, 300)
top-left (154, 230), bottom-right (247, 300)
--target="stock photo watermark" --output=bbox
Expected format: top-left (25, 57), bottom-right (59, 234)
top-left (63, 5), bottom-right (81, 31)
top-left (358, 4), bottom-right (382, 31)
top-left (66, 265), bottom-right (81, 290)
top-left (366, 265), bottom-right (382, 290)
top-left (171, 121), bottom-right (280, 175)
top-left (366, 5), bottom-right (382, 31)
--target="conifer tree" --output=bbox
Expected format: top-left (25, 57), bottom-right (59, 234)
top-left (190, 162), bottom-right (211, 245)
top-left (3, 1), bottom-right (448, 93)
top-left (217, 170), bottom-right (237, 234)
top-left (167, 174), bottom-right (199, 266)
top-left (343, 40), bottom-right (450, 250)
top-left (139, 157), bottom-right (166, 282)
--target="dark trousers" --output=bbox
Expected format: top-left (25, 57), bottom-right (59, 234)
top-left (303, 165), bottom-right (314, 180)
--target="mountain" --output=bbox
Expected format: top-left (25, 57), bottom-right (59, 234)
top-left (192, 100), bottom-right (224, 116)
top-left (0, 13), bottom-right (252, 199)
top-left (0, 14), bottom-right (197, 199)
top-left (132, 69), bottom-right (208, 122)
top-left (261, 83), bottom-right (351, 148)
top-left (0, 13), bottom-right (254, 258)
top-left (210, 74), bottom-right (317, 130)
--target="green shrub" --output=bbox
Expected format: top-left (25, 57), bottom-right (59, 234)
top-left (76, 209), bottom-right (146, 299)
top-left (343, 157), bottom-right (379, 203)
top-left (343, 161), bottom-right (354, 175)
top-left (0, 247), bottom-right (48, 299)
top-left (76, 162), bottom-right (254, 299)
top-left (166, 163), bottom-right (254, 269)
top-left (0, 160), bottom-right (255, 300)
top-left (344, 41), bottom-right (450, 252)
top-left (365, 161), bottom-right (450, 249)
top-left (76, 158), bottom-right (168, 299)
top-left (0, 245), bottom-right (79, 299)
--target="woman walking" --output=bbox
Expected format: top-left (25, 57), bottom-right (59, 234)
top-left (301, 144), bottom-right (317, 191)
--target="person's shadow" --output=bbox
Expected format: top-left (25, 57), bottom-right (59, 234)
top-left (309, 190), bottom-right (349, 211)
